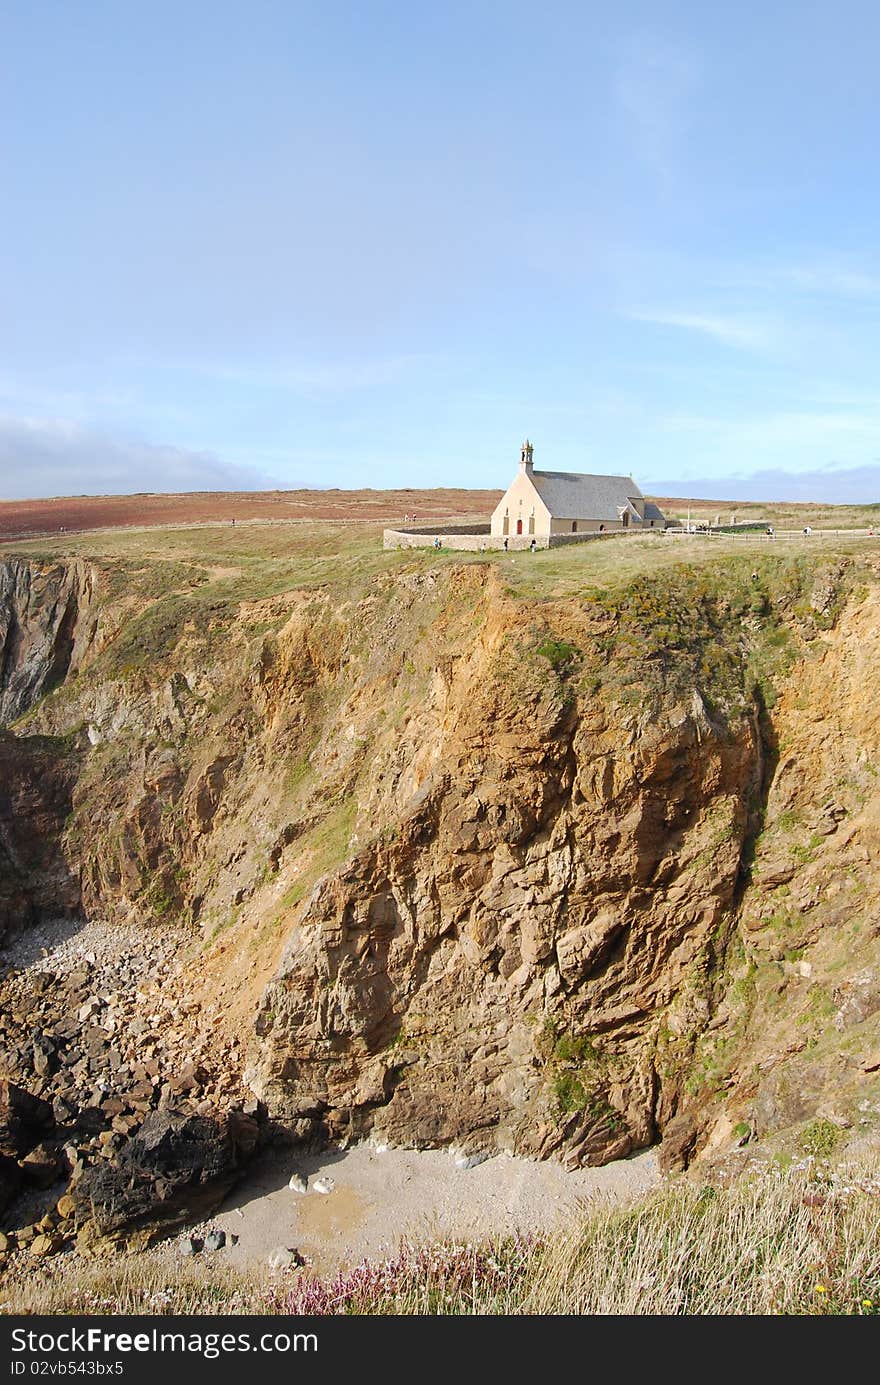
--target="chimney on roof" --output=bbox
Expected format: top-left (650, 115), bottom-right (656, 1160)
top-left (520, 439), bottom-right (534, 473)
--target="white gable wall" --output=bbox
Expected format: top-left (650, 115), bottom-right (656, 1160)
top-left (490, 473), bottom-right (552, 537)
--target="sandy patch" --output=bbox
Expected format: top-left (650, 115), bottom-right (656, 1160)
top-left (197, 1141), bottom-right (659, 1275)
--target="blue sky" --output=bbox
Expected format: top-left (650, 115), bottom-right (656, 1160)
top-left (4, 0), bottom-right (880, 501)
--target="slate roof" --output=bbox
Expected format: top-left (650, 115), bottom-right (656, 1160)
top-left (527, 470), bottom-right (647, 521)
top-left (643, 501), bottom-right (666, 525)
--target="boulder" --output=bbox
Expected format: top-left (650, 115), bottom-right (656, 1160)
top-left (0, 1081), bottom-right (54, 1158)
top-left (658, 1109), bottom-right (701, 1173)
top-left (268, 1246), bottom-right (303, 1269)
top-left (29, 1233), bottom-right (62, 1258)
top-left (20, 1142), bottom-right (64, 1189)
top-left (72, 1106), bottom-right (262, 1248)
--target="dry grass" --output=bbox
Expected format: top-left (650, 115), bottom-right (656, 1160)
top-left (522, 1162), bottom-right (880, 1315)
top-left (500, 530), bottom-right (877, 601)
top-left (5, 1161), bottom-right (879, 1316)
top-left (7, 515), bottom-right (879, 612)
top-left (1, 1252), bottom-right (270, 1316)
top-left (656, 495), bottom-right (880, 530)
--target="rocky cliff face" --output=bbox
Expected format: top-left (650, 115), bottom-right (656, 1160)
top-left (0, 558), bottom-right (100, 724)
top-left (678, 578), bottom-right (880, 1171)
top-left (252, 652), bottom-right (760, 1167)
top-left (0, 733), bottom-right (82, 937)
top-left (0, 557), bottom-right (99, 938)
top-left (2, 546), bottom-right (880, 1219)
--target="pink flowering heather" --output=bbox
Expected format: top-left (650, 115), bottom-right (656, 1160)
top-left (266, 1235), bottom-right (539, 1316)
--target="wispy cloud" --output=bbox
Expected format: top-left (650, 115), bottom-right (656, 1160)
top-left (657, 406), bottom-right (880, 449)
top-left (0, 373), bottom-right (138, 421)
top-left (164, 354), bottom-right (431, 396)
top-left (719, 259), bottom-right (880, 301)
top-left (613, 34), bottom-right (701, 187)
top-left (0, 416), bottom-right (277, 500)
top-left (735, 410), bottom-right (880, 448)
top-left (645, 462), bottom-right (880, 504)
top-left (782, 266), bottom-right (880, 298)
top-left (625, 309), bottom-right (774, 350)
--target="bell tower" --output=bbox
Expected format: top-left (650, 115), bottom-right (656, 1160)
top-left (520, 438), bottom-right (534, 473)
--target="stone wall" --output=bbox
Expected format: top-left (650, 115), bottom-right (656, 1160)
top-left (547, 531), bottom-right (634, 547)
top-left (549, 518), bottom-right (625, 534)
top-left (383, 525), bottom-right (644, 552)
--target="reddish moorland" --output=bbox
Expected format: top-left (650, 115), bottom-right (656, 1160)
top-left (0, 488), bottom-right (504, 543)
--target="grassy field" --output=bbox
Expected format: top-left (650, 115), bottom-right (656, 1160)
top-left (5, 517), bottom-right (879, 610)
top-left (4, 517), bottom-right (876, 753)
top-left (497, 530), bottom-right (878, 601)
top-left (657, 495), bottom-right (880, 530)
top-left (3, 484), bottom-right (877, 545)
top-left (4, 520), bottom-right (876, 758)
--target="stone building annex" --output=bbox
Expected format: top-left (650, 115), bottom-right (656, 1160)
top-left (384, 440), bottom-right (666, 551)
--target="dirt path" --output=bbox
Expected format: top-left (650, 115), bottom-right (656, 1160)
top-left (192, 1141), bottom-right (659, 1275)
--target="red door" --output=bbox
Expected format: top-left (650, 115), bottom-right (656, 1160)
top-left (516, 519), bottom-right (523, 535)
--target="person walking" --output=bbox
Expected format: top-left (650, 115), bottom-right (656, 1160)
top-left (529, 538), bottom-right (537, 553)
